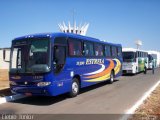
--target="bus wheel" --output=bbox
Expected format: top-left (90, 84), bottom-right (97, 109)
top-left (144, 67), bottom-right (147, 74)
top-left (109, 71), bottom-right (114, 84)
top-left (69, 78), bottom-right (80, 97)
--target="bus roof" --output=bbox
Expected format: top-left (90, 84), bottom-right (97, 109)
top-left (13, 32), bottom-right (122, 47)
top-left (147, 51), bottom-right (160, 55)
top-left (122, 48), bottom-right (147, 53)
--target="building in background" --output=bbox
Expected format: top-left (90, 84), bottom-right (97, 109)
top-left (0, 48), bottom-right (10, 70)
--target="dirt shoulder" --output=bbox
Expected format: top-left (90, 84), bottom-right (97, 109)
top-left (0, 69), bottom-right (9, 90)
top-left (0, 69), bottom-right (11, 97)
top-left (129, 84), bottom-right (160, 120)
top-left (0, 69), bottom-right (9, 81)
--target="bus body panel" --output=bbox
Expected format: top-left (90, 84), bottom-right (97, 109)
top-left (9, 33), bottom-right (123, 96)
top-left (122, 62), bottom-right (137, 74)
top-left (122, 48), bottom-right (148, 74)
top-left (10, 57), bottom-right (122, 96)
top-left (138, 58), bottom-right (145, 72)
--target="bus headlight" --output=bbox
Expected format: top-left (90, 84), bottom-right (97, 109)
top-left (37, 82), bottom-right (51, 87)
top-left (10, 81), bottom-right (17, 85)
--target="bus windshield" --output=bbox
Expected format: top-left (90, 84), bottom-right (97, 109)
top-left (123, 52), bottom-right (136, 62)
top-left (10, 38), bottom-right (50, 74)
top-left (148, 54), bottom-right (153, 62)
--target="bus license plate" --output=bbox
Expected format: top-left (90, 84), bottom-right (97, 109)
top-left (25, 93), bottom-right (32, 96)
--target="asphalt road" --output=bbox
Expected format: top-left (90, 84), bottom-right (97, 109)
top-left (0, 68), bottom-right (160, 120)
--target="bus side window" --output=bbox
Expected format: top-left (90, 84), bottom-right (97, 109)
top-left (105, 45), bottom-right (111, 57)
top-left (94, 43), bottom-right (104, 56)
top-left (68, 38), bottom-right (82, 56)
top-left (83, 42), bottom-right (94, 56)
top-left (137, 52), bottom-right (139, 57)
top-left (117, 47), bottom-right (122, 57)
top-left (111, 46), bottom-right (117, 57)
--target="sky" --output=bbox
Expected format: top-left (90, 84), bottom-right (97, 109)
top-left (0, 0), bottom-right (160, 51)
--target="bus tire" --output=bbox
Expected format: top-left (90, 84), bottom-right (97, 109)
top-left (144, 67), bottom-right (147, 74)
top-left (136, 67), bottom-right (138, 74)
top-left (109, 71), bottom-right (114, 84)
top-left (69, 78), bottom-right (80, 97)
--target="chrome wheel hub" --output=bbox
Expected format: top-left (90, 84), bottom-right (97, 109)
top-left (111, 74), bottom-right (114, 82)
top-left (72, 82), bottom-right (78, 94)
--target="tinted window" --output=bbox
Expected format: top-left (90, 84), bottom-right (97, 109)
top-left (94, 44), bottom-right (104, 56)
top-left (68, 38), bottom-right (82, 56)
top-left (111, 46), bottom-right (117, 57)
top-left (140, 52), bottom-right (142, 57)
top-left (84, 42), bottom-right (94, 56)
top-left (136, 52), bottom-right (138, 57)
top-left (123, 52), bottom-right (135, 59)
top-left (117, 47), bottom-right (122, 57)
top-left (137, 52), bottom-right (140, 57)
top-left (105, 45), bottom-right (111, 57)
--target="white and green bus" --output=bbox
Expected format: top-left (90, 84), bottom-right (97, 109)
top-left (122, 48), bottom-right (148, 74)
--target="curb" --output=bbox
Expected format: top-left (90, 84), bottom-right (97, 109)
top-left (0, 94), bottom-right (26, 104)
top-left (120, 80), bottom-right (160, 120)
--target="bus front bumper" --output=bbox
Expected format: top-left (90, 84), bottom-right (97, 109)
top-left (10, 85), bottom-right (52, 96)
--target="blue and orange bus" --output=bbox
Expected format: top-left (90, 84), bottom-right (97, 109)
top-left (9, 33), bottom-right (122, 97)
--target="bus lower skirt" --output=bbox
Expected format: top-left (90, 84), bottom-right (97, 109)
top-left (11, 87), bottom-right (49, 96)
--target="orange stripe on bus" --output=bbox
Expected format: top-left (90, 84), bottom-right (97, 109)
top-left (85, 60), bottom-right (114, 79)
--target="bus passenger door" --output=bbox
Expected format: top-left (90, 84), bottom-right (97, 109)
top-left (52, 45), bottom-right (71, 95)
top-left (53, 45), bottom-right (66, 74)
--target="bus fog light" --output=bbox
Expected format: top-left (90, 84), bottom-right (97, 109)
top-left (37, 82), bottom-right (51, 87)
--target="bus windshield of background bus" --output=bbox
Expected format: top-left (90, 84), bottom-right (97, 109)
top-left (10, 38), bottom-right (50, 74)
top-left (123, 52), bottom-right (136, 62)
top-left (148, 55), bottom-right (153, 62)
